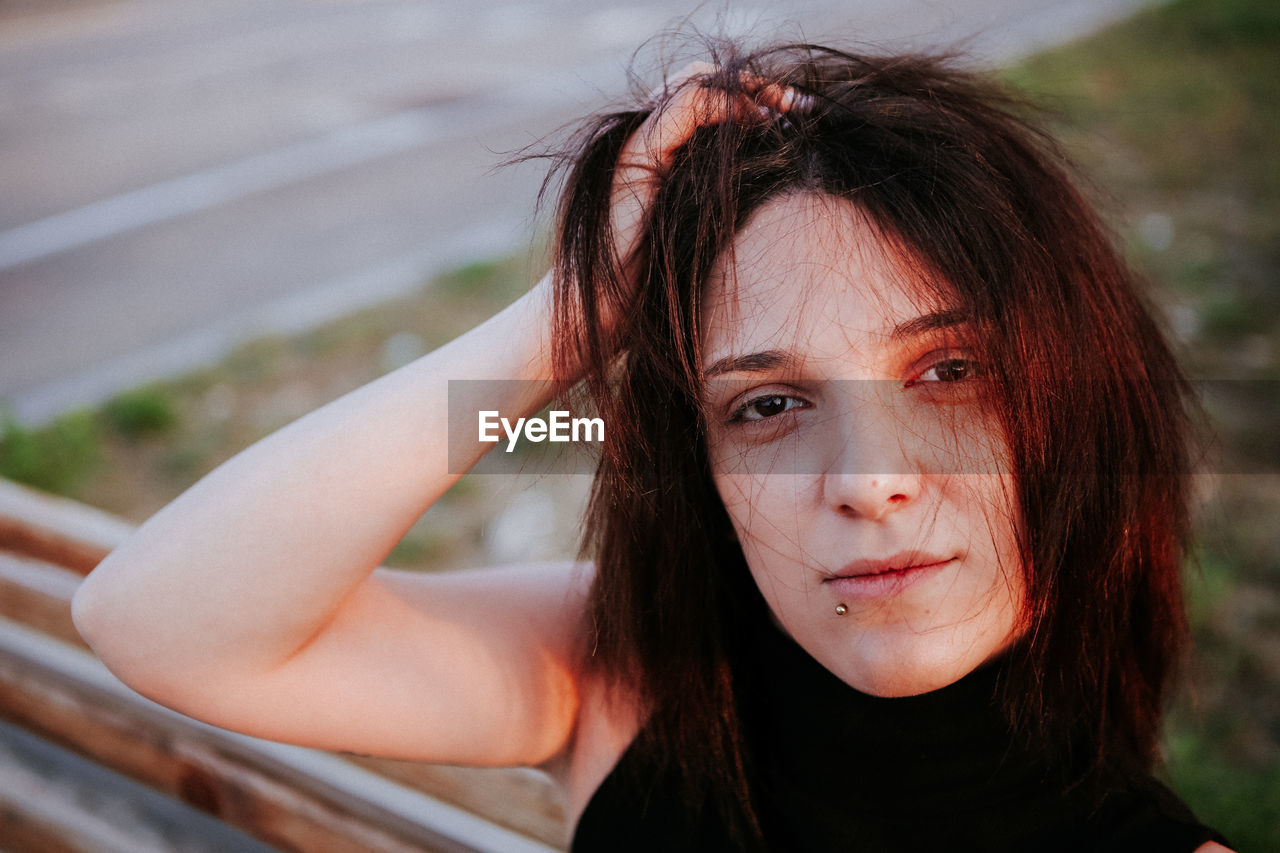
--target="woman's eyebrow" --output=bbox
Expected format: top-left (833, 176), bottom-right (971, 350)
top-left (890, 308), bottom-right (971, 341)
top-left (703, 350), bottom-right (795, 379)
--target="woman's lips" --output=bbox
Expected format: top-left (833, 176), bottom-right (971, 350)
top-left (823, 553), bottom-right (956, 601)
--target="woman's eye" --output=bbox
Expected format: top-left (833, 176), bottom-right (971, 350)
top-left (925, 358), bottom-right (974, 382)
top-left (910, 357), bottom-right (982, 385)
top-left (730, 394), bottom-right (807, 422)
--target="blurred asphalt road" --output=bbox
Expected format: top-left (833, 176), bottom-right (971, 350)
top-left (0, 0), bottom-right (1152, 423)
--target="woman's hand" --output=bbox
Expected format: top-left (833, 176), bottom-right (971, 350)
top-left (604, 63), bottom-right (803, 327)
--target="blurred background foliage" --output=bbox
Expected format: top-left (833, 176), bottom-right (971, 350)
top-left (1, 0), bottom-right (1276, 847)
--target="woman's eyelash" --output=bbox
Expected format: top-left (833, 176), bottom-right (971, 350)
top-left (727, 393), bottom-right (809, 423)
top-left (907, 354), bottom-right (984, 386)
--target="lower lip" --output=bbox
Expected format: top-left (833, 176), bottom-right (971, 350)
top-left (824, 559), bottom-right (955, 602)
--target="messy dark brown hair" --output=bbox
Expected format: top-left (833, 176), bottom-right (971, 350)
top-left (546, 40), bottom-right (1192, 842)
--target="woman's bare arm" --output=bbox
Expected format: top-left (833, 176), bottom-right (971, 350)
top-left (72, 278), bottom-right (587, 765)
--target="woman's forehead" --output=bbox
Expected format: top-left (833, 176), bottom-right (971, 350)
top-left (702, 194), bottom-right (943, 360)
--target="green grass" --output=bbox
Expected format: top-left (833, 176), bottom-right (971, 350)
top-left (0, 410), bottom-right (101, 494)
top-left (1165, 724), bottom-right (1280, 848)
top-left (102, 386), bottom-right (178, 440)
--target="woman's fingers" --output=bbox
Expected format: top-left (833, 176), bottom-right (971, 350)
top-left (610, 64), bottom-right (804, 259)
top-left (621, 64), bottom-right (799, 172)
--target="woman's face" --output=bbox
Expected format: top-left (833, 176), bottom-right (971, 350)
top-left (701, 193), bottom-right (1026, 697)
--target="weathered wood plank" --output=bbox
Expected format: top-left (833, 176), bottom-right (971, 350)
top-left (0, 716), bottom-right (274, 853)
top-left (0, 806), bottom-right (88, 853)
top-left (0, 550), bottom-right (86, 649)
top-left (343, 756), bottom-right (567, 848)
top-left (0, 618), bottom-right (560, 853)
top-left (0, 479), bottom-right (130, 574)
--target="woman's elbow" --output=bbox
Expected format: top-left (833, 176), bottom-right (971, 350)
top-left (72, 555), bottom-right (172, 690)
top-left (72, 559), bottom-right (119, 656)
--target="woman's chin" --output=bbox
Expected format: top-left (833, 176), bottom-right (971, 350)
top-left (843, 665), bottom-right (966, 698)
top-left (819, 633), bottom-right (1000, 698)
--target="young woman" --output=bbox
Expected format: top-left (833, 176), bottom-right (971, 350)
top-left (73, 42), bottom-right (1230, 851)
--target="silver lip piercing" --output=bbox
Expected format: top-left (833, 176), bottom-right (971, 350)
top-left (835, 603), bottom-right (848, 616)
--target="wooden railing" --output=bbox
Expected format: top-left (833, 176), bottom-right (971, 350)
top-left (0, 478), bottom-right (568, 852)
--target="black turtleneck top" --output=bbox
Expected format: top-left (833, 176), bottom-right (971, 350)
top-left (571, 623), bottom-right (1226, 852)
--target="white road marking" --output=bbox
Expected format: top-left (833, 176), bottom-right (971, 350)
top-left (0, 110), bottom-right (443, 271)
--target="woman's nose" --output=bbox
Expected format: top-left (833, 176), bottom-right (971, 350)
top-left (824, 471), bottom-right (919, 520)
top-left (821, 403), bottom-right (922, 521)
